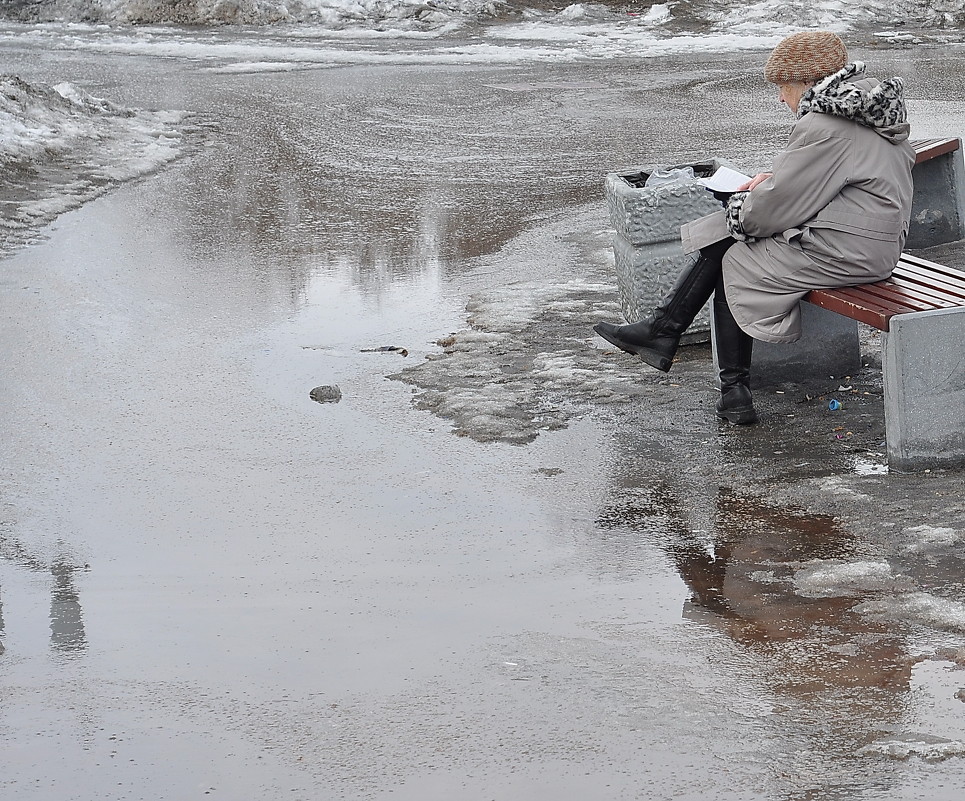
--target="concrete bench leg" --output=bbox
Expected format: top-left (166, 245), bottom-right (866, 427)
top-left (711, 301), bottom-right (861, 387)
top-left (883, 308), bottom-right (965, 471)
top-left (908, 146), bottom-right (965, 248)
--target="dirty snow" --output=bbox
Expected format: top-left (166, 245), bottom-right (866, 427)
top-left (0, 74), bottom-right (188, 253)
top-left (859, 736), bottom-right (965, 762)
top-left (792, 559), bottom-right (913, 598)
top-left (1, 0), bottom-right (500, 29)
top-left (392, 272), bottom-right (645, 443)
top-left (901, 524), bottom-right (963, 554)
top-left (4, 0), bottom-right (964, 33)
top-left (856, 592), bottom-right (965, 634)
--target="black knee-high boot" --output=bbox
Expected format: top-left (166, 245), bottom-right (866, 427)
top-left (713, 275), bottom-right (758, 425)
top-left (594, 238), bottom-right (733, 373)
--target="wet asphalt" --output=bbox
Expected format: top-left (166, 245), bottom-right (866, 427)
top-left (2, 29), bottom-right (965, 800)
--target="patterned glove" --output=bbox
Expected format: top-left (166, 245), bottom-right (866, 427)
top-left (724, 190), bottom-right (756, 242)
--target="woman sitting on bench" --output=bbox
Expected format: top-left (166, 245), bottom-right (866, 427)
top-left (594, 31), bottom-right (915, 425)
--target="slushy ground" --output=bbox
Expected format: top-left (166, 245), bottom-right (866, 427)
top-left (2, 29), bottom-right (965, 801)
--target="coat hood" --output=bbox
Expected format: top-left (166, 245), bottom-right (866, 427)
top-left (797, 62), bottom-right (910, 144)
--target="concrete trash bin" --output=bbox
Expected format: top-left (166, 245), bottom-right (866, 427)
top-left (605, 159), bottom-right (734, 343)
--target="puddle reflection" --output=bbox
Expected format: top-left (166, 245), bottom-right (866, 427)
top-left (50, 557), bottom-right (88, 654)
top-left (0, 531), bottom-right (88, 658)
top-left (671, 491), bottom-right (911, 690)
top-left (598, 479), bottom-right (923, 796)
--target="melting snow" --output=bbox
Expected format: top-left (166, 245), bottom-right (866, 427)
top-left (2, 0), bottom-right (501, 29)
top-left (858, 736), bottom-right (965, 762)
top-left (391, 274), bottom-right (655, 443)
top-left (901, 524), bottom-right (962, 554)
top-left (856, 592), bottom-right (965, 634)
top-left (792, 559), bottom-right (913, 598)
top-left (0, 74), bottom-right (189, 254)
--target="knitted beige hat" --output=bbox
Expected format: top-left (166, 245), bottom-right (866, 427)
top-left (764, 31), bottom-right (848, 85)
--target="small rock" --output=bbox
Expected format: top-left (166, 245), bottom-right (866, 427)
top-left (536, 467), bottom-right (564, 476)
top-left (310, 385), bottom-right (342, 404)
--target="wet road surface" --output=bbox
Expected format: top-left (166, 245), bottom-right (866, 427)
top-left (2, 29), bottom-right (965, 800)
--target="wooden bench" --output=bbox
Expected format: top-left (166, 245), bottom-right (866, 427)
top-left (796, 138), bottom-right (965, 472)
top-left (804, 253), bottom-right (965, 332)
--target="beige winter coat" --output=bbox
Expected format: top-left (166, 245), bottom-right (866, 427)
top-left (680, 71), bottom-right (916, 343)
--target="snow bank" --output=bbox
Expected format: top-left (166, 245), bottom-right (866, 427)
top-left (0, 0), bottom-right (500, 29)
top-left (3, 0), bottom-right (965, 32)
top-left (2, 1), bottom-right (959, 73)
top-left (0, 75), bottom-right (188, 253)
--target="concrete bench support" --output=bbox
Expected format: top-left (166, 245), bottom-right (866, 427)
top-left (907, 143), bottom-right (965, 248)
top-left (733, 302), bottom-right (862, 387)
top-left (882, 307), bottom-right (965, 471)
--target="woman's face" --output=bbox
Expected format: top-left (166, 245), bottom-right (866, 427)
top-left (778, 82), bottom-right (812, 114)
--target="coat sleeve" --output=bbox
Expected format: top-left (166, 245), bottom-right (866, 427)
top-left (733, 114), bottom-right (853, 239)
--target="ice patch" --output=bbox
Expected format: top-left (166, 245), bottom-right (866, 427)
top-left (852, 455), bottom-right (888, 475)
top-left (392, 271), bottom-right (660, 443)
top-left (0, 74), bottom-right (189, 254)
top-left (858, 735), bottom-right (965, 762)
top-left (792, 560), bottom-right (913, 598)
top-left (856, 592), bottom-right (965, 634)
top-left (901, 524), bottom-right (962, 554)
top-left (811, 475), bottom-right (870, 500)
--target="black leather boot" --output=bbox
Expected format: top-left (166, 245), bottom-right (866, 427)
top-left (713, 277), bottom-right (758, 425)
top-left (594, 239), bottom-right (732, 373)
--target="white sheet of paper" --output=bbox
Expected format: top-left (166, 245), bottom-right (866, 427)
top-left (698, 166), bottom-right (753, 193)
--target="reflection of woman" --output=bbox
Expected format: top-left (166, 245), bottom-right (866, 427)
top-left (665, 491), bottom-right (913, 693)
top-left (594, 31), bottom-right (915, 425)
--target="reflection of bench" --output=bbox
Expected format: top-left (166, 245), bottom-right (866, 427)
top-left (803, 254), bottom-right (965, 472)
top-left (727, 137), bottom-right (965, 471)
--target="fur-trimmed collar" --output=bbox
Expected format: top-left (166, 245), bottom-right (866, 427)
top-left (798, 61), bottom-right (910, 143)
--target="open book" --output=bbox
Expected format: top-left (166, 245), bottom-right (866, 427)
top-left (698, 166), bottom-right (753, 194)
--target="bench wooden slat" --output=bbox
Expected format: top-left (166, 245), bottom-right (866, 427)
top-left (911, 137), bottom-right (960, 164)
top-left (849, 278), bottom-right (960, 311)
top-left (805, 289), bottom-right (894, 329)
top-left (895, 255), bottom-right (965, 297)
top-left (890, 261), bottom-right (965, 299)
top-left (811, 284), bottom-right (926, 315)
top-left (889, 272), bottom-right (965, 304)
top-left (897, 251), bottom-right (965, 275)
top-left (805, 253), bottom-right (965, 331)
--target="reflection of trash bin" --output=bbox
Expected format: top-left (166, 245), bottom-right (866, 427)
top-left (604, 159), bottom-right (733, 343)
